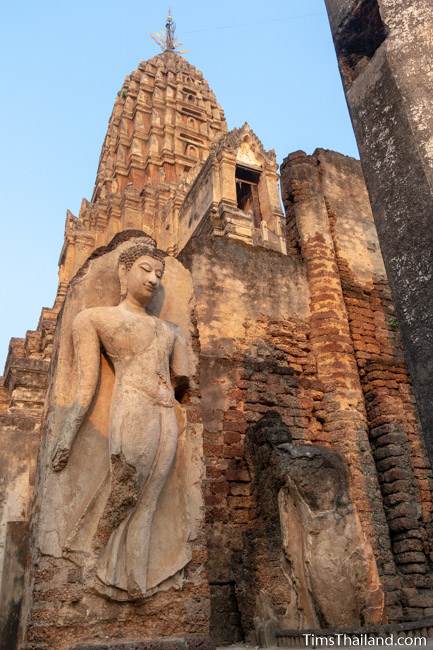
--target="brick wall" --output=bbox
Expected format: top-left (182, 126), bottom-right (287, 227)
top-left (281, 148), bottom-right (433, 622)
top-left (0, 305), bottom-right (58, 644)
top-left (181, 233), bottom-right (329, 641)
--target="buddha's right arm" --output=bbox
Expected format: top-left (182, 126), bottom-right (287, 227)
top-left (62, 310), bottom-right (101, 442)
top-left (51, 310), bottom-right (101, 471)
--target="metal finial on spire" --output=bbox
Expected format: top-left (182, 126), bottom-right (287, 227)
top-left (150, 9), bottom-right (186, 53)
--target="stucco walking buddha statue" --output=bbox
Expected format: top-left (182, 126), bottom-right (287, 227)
top-left (49, 236), bottom-right (188, 599)
top-left (35, 234), bottom-right (202, 608)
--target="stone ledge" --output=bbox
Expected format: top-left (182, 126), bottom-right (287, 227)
top-left (71, 636), bottom-right (215, 650)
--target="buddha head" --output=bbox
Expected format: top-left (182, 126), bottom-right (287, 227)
top-left (118, 237), bottom-right (166, 306)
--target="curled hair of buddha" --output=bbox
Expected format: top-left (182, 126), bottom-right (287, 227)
top-left (118, 237), bottom-right (166, 272)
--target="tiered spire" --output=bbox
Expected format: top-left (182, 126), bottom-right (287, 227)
top-left (59, 44), bottom-right (227, 285)
top-left (92, 52), bottom-right (226, 204)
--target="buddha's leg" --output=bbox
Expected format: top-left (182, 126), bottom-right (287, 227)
top-left (124, 406), bottom-right (178, 594)
top-left (96, 401), bottom-right (177, 595)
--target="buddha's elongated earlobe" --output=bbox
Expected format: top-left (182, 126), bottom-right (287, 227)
top-left (118, 262), bottom-right (128, 300)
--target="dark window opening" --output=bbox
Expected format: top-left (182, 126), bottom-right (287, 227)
top-left (235, 165), bottom-right (262, 228)
top-left (334, 0), bottom-right (388, 87)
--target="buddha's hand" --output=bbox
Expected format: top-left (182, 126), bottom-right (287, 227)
top-left (50, 410), bottom-right (81, 472)
top-left (51, 435), bottom-right (72, 472)
top-left (51, 421), bottom-right (75, 472)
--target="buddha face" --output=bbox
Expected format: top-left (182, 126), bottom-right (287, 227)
top-left (123, 255), bottom-right (164, 306)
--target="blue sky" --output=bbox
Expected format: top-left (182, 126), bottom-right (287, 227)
top-left (0, 0), bottom-right (358, 370)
